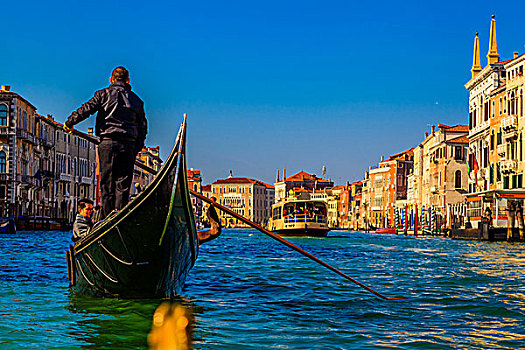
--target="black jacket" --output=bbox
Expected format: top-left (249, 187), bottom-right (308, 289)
top-left (65, 82), bottom-right (147, 144)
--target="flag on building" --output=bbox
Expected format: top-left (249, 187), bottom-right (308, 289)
top-left (473, 155), bottom-right (479, 189)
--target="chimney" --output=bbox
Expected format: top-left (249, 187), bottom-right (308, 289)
top-left (431, 125), bottom-right (435, 134)
top-left (380, 155), bottom-right (384, 162)
top-left (88, 127), bottom-right (93, 136)
top-left (514, 52), bottom-right (519, 59)
top-left (283, 168), bottom-right (286, 180)
top-left (425, 131), bottom-right (429, 138)
top-left (276, 169), bottom-right (280, 182)
top-left (1, 85), bottom-right (11, 92)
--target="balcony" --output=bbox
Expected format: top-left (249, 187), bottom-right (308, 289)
top-left (40, 138), bottom-right (54, 148)
top-left (56, 173), bottom-right (72, 182)
top-left (80, 176), bottom-right (93, 184)
top-left (501, 116), bottom-right (518, 131)
top-left (500, 159), bottom-right (517, 174)
top-left (496, 143), bottom-right (506, 156)
top-left (17, 174), bottom-right (39, 187)
top-left (42, 170), bottom-right (54, 179)
top-left (16, 129), bottom-right (36, 144)
top-left (0, 126), bottom-right (11, 136)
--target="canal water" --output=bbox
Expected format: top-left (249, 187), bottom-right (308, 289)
top-left (1, 229), bottom-right (524, 349)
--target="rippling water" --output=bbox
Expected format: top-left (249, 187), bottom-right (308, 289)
top-left (1, 229), bottom-right (525, 349)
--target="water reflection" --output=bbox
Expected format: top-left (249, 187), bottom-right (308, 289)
top-left (67, 294), bottom-right (198, 349)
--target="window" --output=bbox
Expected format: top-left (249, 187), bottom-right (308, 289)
top-left (0, 105), bottom-right (7, 126)
top-left (0, 151), bottom-right (6, 173)
top-left (454, 170), bottom-right (461, 189)
top-left (23, 111), bottom-right (27, 130)
top-left (454, 146), bottom-right (463, 160)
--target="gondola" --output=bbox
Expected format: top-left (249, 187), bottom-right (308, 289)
top-left (66, 117), bottom-right (199, 298)
top-left (0, 217), bottom-right (16, 234)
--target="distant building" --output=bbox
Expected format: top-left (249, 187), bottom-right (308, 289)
top-left (187, 169), bottom-right (203, 226)
top-left (366, 149), bottom-right (414, 228)
top-left (211, 175), bottom-right (274, 226)
top-left (133, 146), bottom-right (162, 195)
top-left (348, 181), bottom-right (363, 230)
top-left (53, 119), bottom-right (97, 221)
top-left (0, 86), bottom-right (97, 220)
top-left (274, 170), bottom-right (333, 203)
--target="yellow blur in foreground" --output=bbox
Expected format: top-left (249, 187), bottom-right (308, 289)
top-left (148, 303), bottom-right (193, 350)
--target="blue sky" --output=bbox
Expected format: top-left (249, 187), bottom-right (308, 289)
top-left (2, 1), bottom-right (524, 185)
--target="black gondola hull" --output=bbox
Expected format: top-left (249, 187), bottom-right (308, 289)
top-left (70, 119), bottom-right (198, 298)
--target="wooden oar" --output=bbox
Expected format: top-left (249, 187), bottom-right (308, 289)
top-left (190, 190), bottom-right (405, 301)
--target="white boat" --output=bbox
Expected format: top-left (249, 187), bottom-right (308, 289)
top-left (269, 196), bottom-right (329, 237)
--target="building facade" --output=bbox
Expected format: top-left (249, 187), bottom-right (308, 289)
top-left (210, 176), bottom-right (274, 226)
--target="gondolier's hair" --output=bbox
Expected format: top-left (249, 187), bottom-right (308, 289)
top-left (112, 66), bottom-right (129, 82)
top-left (78, 198), bottom-right (94, 210)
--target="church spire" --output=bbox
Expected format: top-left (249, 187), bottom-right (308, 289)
top-left (487, 14), bottom-right (500, 64)
top-left (471, 32), bottom-right (482, 78)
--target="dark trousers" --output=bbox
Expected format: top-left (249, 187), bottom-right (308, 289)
top-left (98, 138), bottom-right (138, 217)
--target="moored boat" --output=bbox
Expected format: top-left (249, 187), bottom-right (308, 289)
top-left (375, 228), bottom-right (397, 234)
top-left (269, 195), bottom-right (329, 237)
top-left (66, 117), bottom-right (199, 298)
top-left (0, 217), bottom-right (16, 234)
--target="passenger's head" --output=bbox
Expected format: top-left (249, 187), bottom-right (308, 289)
top-left (78, 198), bottom-right (94, 218)
top-left (110, 66), bottom-right (130, 84)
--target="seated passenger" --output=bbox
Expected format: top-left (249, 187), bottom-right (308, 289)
top-left (72, 198), bottom-right (94, 242)
top-left (198, 197), bottom-right (222, 245)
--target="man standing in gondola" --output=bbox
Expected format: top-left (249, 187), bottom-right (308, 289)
top-left (64, 66), bottom-right (148, 219)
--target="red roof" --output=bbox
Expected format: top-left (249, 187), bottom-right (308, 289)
top-left (187, 169), bottom-right (201, 176)
top-left (439, 124), bottom-right (468, 132)
top-left (187, 169), bottom-right (202, 181)
top-left (202, 184), bottom-right (211, 192)
top-left (497, 58), bottom-right (515, 65)
top-left (382, 148), bottom-right (414, 162)
top-left (445, 135), bottom-right (469, 144)
top-left (213, 177), bottom-right (272, 188)
top-left (284, 170), bottom-right (331, 183)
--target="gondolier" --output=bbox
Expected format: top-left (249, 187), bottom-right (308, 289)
top-left (64, 66), bottom-right (147, 218)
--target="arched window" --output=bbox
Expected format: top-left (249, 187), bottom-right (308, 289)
top-left (0, 105), bottom-right (7, 126)
top-left (0, 151), bottom-right (6, 173)
top-left (455, 170), bottom-right (462, 189)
